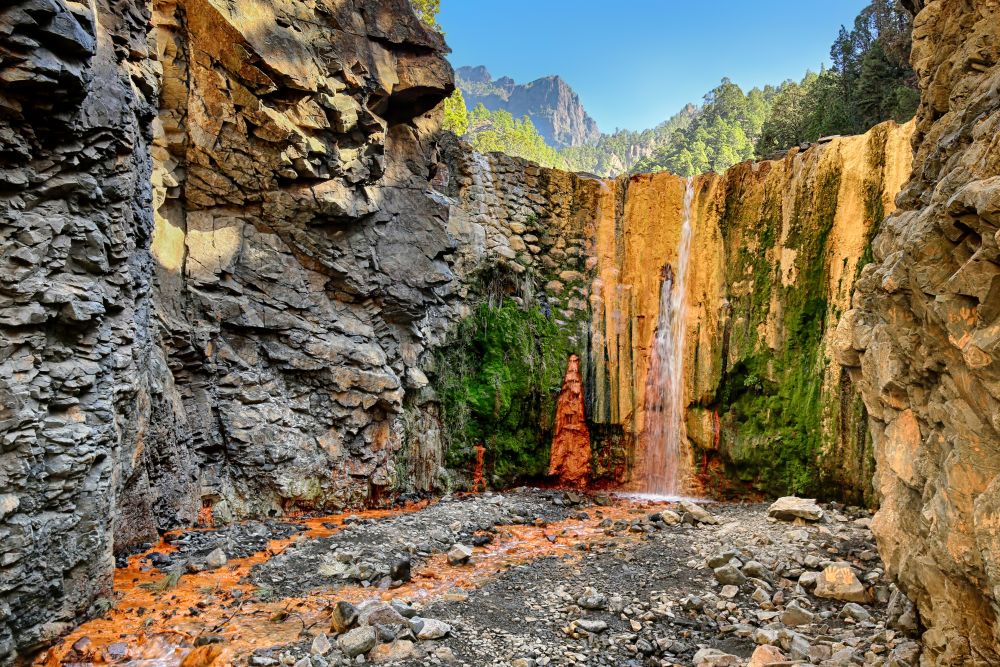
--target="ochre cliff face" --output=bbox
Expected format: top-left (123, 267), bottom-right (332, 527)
top-left (590, 121), bottom-right (914, 499)
top-left (839, 0), bottom-right (1000, 663)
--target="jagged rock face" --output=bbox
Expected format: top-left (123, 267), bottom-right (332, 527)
top-left (839, 0), bottom-right (1000, 663)
top-left (142, 0), bottom-right (455, 531)
top-left (590, 122), bottom-right (914, 500)
top-left (0, 0), bottom-right (158, 659)
top-left (455, 65), bottom-right (601, 148)
top-left (0, 0), bottom-right (455, 661)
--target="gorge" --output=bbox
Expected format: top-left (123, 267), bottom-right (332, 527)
top-left (0, 0), bottom-right (998, 666)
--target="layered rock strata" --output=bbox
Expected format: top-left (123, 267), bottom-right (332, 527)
top-left (838, 0), bottom-right (1000, 663)
top-left (0, 0), bottom-right (158, 658)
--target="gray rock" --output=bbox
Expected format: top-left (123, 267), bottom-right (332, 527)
top-left (713, 564), bottom-right (747, 586)
top-left (574, 619), bottom-right (608, 633)
top-left (768, 497), bottom-right (824, 522)
top-left (205, 548), bottom-right (228, 570)
top-left (447, 543), bottom-right (472, 565)
top-left (337, 626), bottom-right (376, 658)
top-left (414, 618), bottom-right (451, 640)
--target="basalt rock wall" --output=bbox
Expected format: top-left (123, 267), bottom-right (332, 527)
top-left (839, 0), bottom-right (1000, 663)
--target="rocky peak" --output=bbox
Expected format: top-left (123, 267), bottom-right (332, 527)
top-left (455, 65), bottom-right (601, 148)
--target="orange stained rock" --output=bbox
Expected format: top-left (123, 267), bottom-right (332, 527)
top-left (471, 444), bottom-right (486, 492)
top-left (548, 354), bottom-right (592, 488)
top-left (39, 499), bottom-right (654, 666)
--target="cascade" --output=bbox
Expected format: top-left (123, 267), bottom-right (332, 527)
top-left (641, 176), bottom-right (695, 495)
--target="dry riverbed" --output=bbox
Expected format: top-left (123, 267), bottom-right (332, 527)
top-left (40, 490), bottom-right (921, 667)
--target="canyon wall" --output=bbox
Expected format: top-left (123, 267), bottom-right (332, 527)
top-left (588, 122), bottom-right (913, 500)
top-left (839, 0), bottom-right (1000, 663)
top-left (0, 0), bottom-right (158, 658)
top-left (7, 0), bottom-right (997, 662)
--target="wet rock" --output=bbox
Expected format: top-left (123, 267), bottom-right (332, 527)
top-left (814, 565), bottom-right (868, 603)
top-left (447, 544), bottom-right (472, 565)
top-left (336, 626), bottom-right (376, 658)
top-left (330, 601), bottom-right (358, 634)
top-left (768, 497), bottom-right (824, 522)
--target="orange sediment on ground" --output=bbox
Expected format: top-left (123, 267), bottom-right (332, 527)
top-left (40, 500), bottom-right (654, 666)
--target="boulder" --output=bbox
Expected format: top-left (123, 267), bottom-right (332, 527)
top-left (692, 647), bottom-right (741, 667)
top-left (748, 645), bottom-right (786, 667)
top-left (336, 626), bottom-right (376, 658)
top-left (768, 497), bottom-right (824, 522)
top-left (813, 565), bottom-right (868, 603)
top-left (679, 501), bottom-right (719, 525)
top-left (447, 543), bottom-right (472, 565)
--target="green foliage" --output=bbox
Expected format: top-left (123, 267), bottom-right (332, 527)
top-left (431, 274), bottom-right (576, 486)
top-left (559, 105), bottom-right (698, 175)
top-left (757, 0), bottom-right (917, 157)
top-left (409, 0), bottom-right (441, 31)
top-left (442, 89), bottom-right (469, 136)
top-left (634, 79), bottom-right (766, 176)
top-left (465, 104), bottom-right (569, 169)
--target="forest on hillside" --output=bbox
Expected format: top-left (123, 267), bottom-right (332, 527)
top-left (435, 0), bottom-right (918, 176)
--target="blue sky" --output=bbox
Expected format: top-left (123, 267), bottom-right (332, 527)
top-left (440, 1), bottom-right (869, 132)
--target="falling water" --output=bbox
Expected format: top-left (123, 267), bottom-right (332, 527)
top-left (642, 176), bottom-right (695, 496)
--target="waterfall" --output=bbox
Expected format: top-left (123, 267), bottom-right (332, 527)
top-left (642, 176), bottom-right (695, 496)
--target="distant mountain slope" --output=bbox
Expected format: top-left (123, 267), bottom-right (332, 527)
top-left (456, 66), bottom-right (600, 148)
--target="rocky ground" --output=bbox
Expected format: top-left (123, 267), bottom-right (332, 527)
top-left (49, 491), bottom-right (922, 667)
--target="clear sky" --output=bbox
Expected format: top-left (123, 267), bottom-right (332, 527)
top-left (439, 1), bottom-right (870, 133)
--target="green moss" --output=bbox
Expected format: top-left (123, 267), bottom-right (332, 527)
top-left (710, 166), bottom-right (845, 498)
top-left (430, 268), bottom-right (579, 487)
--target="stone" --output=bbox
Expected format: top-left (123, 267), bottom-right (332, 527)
top-left (780, 601), bottom-right (813, 626)
top-left (692, 647), bottom-right (741, 667)
top-left (336, 626), bottom-right (376, 658)
top-left (840, 602), bottom-right (872, 622)
top-left (310, 633), bottom-right (331, 656)
top-left (330, 601), bottom-right (359, 634)
top-left (747, 645), bottom-right (786, 667)
top-left (768, 497), bottom-right (824, 522)
top-left (368, 640), bottom-right (415, 663)
top-left (414, 618), bottom-right (451, 640)
top-left (713, 564), bottom-right (747, 586)
top-left (574, 619), bottom-right (608, 634)
top-left (447, 544), bottom-right (472, 565)
top-left (205, 548), bottom-right (227, 570)
top-left (679, 501), bottom-right (719, 525)
top-left (814, 565), bottom-right (868, 603)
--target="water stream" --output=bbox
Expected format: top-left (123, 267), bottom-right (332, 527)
top-left (642, 176), bottom-right (695, 496)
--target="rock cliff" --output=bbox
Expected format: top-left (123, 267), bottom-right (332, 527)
top-left (456, 65), bottom-right (601, 148)
top-left (0, 0), bottom-right (455, 661)
top-left (839, 0), bottom-right (1000, 663)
